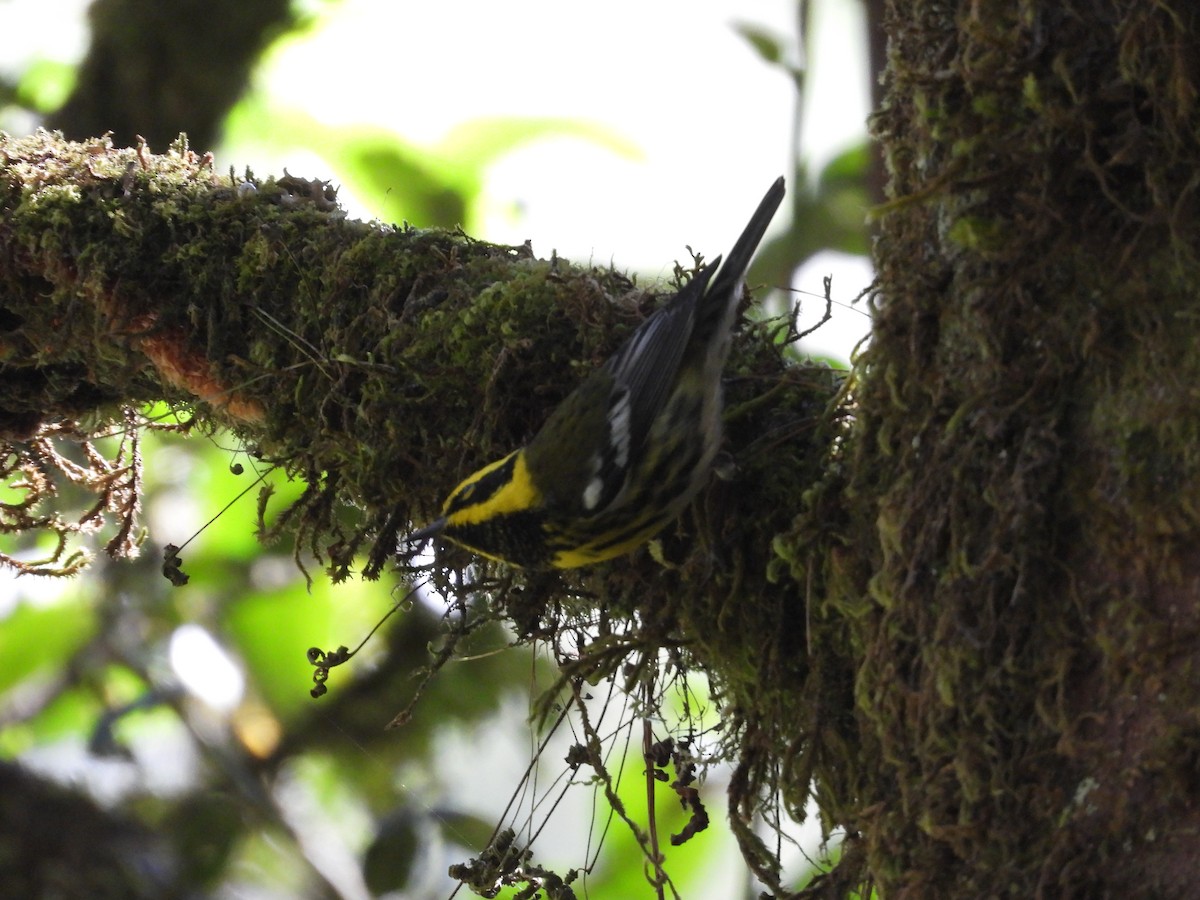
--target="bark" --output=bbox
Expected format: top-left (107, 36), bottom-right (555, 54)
top-left (47, 0), bottom-right (294, 149)
top-left (810, 0), bottom-right (1200, 895)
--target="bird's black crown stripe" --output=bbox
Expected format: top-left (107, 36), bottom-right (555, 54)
top-left (445, 452), bottom-right (519, 514)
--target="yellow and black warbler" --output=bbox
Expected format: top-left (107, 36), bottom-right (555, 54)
top-left (411, 177), bottom-right (786, 568)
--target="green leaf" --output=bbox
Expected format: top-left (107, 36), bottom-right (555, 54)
top-left (16, 58), bottom-right (77, 112)
top-left (166, 792), bottom-right (245, 885)
top-left (223, 91), bottom-right (640, 229)
top-left (0, 685), bottom-right (100, 755)
top-left (732, 22), bottom-right (787, 66)
top-left (435, 808), bottom-right (500, 852)
top-left (817, 142), bottom-right (871, 190)
top-left (363, 809), bottom-right (420, 894)
top-left (0, 597), bottom-right (95, 695)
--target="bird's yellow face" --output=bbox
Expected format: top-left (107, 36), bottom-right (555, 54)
top-left (423, 444), bottom-right (666, 568)
top-left (439, 449), bottom-right (541, 527)
top-left (413, 449), bottom-right (553, 566)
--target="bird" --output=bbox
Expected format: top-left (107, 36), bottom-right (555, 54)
top-left (409, 177), bottom-right (786, 568)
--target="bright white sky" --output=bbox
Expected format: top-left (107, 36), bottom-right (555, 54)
top-left (252, 0), bottom-right (866, 263)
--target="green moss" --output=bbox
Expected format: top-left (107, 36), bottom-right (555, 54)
top-left (1, 137), bottom-right (850, 898)
top-left (724, 0), bottom-right (1200, 894)
top-left (945, 214), bottom-right (1006, 251)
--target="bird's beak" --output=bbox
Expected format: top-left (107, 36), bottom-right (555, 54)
top-left (408, 518), bottom-right (447, 544)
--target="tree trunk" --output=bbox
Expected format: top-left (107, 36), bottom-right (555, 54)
top-left (48, 0), bottom-right (294, 149)
top-left (823, 0), bottom-right (1200, 895)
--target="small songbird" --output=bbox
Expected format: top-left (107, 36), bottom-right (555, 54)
top-left (410, 177), bottom-right (786, 568)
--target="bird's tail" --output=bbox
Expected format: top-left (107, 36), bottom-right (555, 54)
top-left (697, 176), bottom-right (786, 330)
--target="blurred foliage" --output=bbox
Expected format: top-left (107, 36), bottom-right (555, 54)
top-left (45, 0), bottom-right (299, 147)
top-left (0, 425), bottom-right (553, 897)
top-left (223, 94), bottom-right (643, 230)
top-left (1, 422), bottom-right (839, 897)
top-left (11, 59), bottom-right (78, 114)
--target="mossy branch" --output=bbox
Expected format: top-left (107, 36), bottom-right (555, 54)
top-left (0, 131), bottom-right (840, 586)
top-left (1, 135), bottom-right (853, 897)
